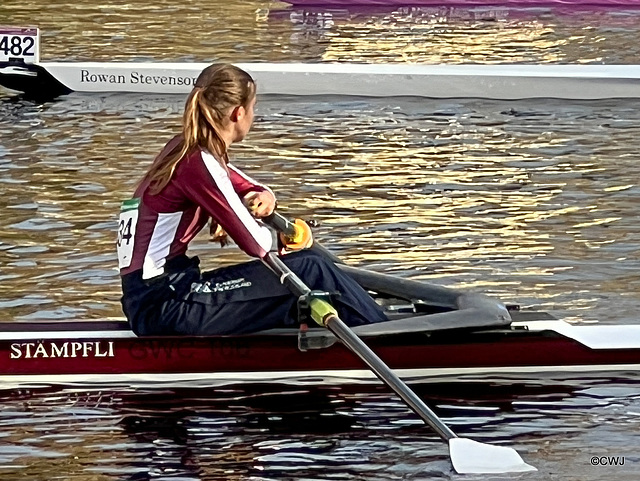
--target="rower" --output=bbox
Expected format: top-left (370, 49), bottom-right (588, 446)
top-left (116, 63), bottom-right (388, 336)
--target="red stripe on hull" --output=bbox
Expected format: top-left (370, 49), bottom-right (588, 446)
top-left (3, 331), bottom-right (640, 378)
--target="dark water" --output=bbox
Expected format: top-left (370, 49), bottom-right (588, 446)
top-left (1, 377), bottom-right (639, 480)
top-left (1, 1), bottom-right (640, 479)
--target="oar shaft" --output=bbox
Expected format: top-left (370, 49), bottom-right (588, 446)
top-left (260, 213), bottom-right (533, 474)
top-left (261, 252), bottom-right (457, 442)
top-left (326, 314), bottom-right (456, 440)
top-left (263, 252), bottom-right (311, 297)
top-left (264, 212), bottom-right (297, 238)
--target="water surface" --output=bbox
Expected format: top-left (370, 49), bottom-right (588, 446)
top-left (1, 1), bottom-right (640, 479)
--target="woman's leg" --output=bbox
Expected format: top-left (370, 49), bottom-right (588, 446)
top-left (158, 250), bottom-right (387, 335)
top-left (279, 250), bottom-right (388, 327)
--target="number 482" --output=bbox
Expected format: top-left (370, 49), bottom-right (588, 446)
top-left (0, 35), bottom-right (36, 57)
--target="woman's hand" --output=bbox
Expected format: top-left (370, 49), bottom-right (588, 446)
top-left (209, 221), bottom-right (230, 247)
top-left (244, 190), bottom-right (276, 218)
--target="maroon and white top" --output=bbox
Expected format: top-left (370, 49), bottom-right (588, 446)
top-left (117, 144), bottom-right (274, 279)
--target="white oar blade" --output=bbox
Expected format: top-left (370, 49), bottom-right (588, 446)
top-left (449, 438), bottom-right (536, 474)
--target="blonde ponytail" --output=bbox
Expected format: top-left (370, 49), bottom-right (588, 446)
top-left (141, 64), bottom-right (256, 194)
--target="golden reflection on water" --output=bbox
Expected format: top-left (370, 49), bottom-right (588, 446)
top-left (1, 2), bottom-right (640, 326)
top-left (281, 5), bottom-right (640, 64)
top-left (1, 93), bottom-right (639, 324)
top-left (2, 0), bottom-right (640, 63)
top-left (245, 97), bottom-right (640, 324)
top-left (319, 16), bottom-right (558, 63)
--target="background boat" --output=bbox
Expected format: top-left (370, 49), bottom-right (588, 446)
top-left (3, 61), bottom-right (640, 100)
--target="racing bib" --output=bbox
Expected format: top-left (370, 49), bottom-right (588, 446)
top-left (0, 27), bottom-right (40, 64)
top-left (117, 198), bottom-right (140, 269)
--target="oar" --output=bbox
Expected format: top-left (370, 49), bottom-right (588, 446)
top-left (265, 212), bottom-right (343, 264)
top-left (261, 214), bottom-right (536, 474)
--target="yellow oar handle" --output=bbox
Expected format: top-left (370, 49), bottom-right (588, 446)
top-left (264, 212), bottom-right (344, 265)
top-left (309, 298), bottom-right (338, 328)
top-left (281, 218), bottom-right (314, 250)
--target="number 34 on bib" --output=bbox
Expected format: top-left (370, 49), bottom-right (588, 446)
top-left (117, 198), bottom-right (140, 269)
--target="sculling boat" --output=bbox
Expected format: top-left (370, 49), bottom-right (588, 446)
top-left (2, 27), bottom-right (640, 101)
top-left (2, 264), bottom-right (640, 388)
top-left (3, 59), bottom-right (640, 101)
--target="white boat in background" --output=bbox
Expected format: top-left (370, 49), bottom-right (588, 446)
top-left (2, 27), bottom-right (640, 101)
top-left (3, 60), bottom-right (640, 101)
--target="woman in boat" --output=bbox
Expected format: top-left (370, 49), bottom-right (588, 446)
top-left (117, 63), bottom-right (387, 336)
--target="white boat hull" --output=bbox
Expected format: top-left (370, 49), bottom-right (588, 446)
top-left (3, 61), bottom-right (640, 100)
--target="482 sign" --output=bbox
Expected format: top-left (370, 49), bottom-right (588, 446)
top-left (0, 27), bottom-right (40, 63)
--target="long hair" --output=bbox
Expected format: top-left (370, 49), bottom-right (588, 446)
top-left (143, 64), bottom-right (256, 194)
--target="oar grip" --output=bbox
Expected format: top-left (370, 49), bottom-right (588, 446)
top-left (285, 219), bottom-right (313, 249)
top-left (264, 212), bottom-right (313, 249)
top-left (264, 212), bottom-right (343, 264)
top-left (263, 212), bottom-right (296, 237)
